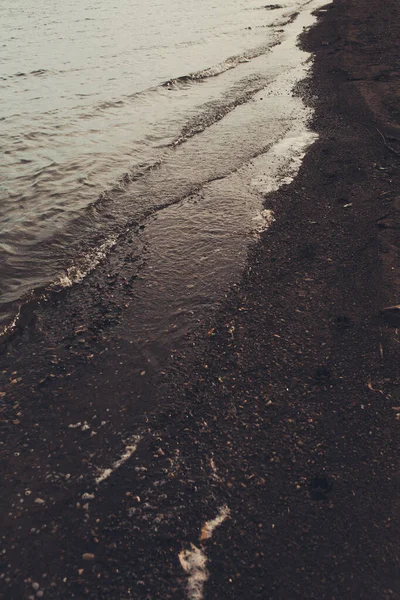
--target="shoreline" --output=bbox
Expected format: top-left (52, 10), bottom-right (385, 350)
top-left (1, 0), bottom-right (400, 597)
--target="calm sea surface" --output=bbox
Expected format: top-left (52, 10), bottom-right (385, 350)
top-left (0, 0), bottom-right (310, 329)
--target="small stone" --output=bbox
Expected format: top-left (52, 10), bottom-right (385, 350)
top-left (82, 493), bottom-right (95, 500)
top-left (36, 592), bottom-right (44, 598)
top-left (0, 392), bottom-right (6, 399)
top-left (34, 498), bottom-right (45, 505)
top-left (82, 553), bottom-right (95, 561)
top-left (32, 582), bottom-right (40, 591)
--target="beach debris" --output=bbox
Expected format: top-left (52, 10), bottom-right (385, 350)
top-left (34, 498), bottom-right (45, 505)
top-left (343, 203), bottom-right (353, 208)
top-left (381, 305), bottom-right (400, 327)
top-left (210, 457), bottom-right (220, 480)
top-left (367, 382), bottom-right (383, 394)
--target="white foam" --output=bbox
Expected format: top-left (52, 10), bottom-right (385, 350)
top-left (179, 544), bottom-right (209, 600)
top-left (200, 505), bottom-right (231, 542)
top-left (251, 130), bottom-right (318, 196)
top-left (241, 0), bottom-right (327, 202)
top-left (0, 232), bottom-right (120, 338)
top-left (252, 209), bottom-right (276, 234)
top-left (179, 505), bottom-right (230, 600)
top-left (55, 233), bottom-right (119, 289)
top-left (95, 435), bottom-right (141, 485)
top-left (0, 305), bottom-right (21, 339)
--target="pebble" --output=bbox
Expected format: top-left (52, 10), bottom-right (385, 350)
top-left (32, 582), bottom-right (40, 591)
top-left (82, 553), bottom-right (95, 561)
top-left (82, 493), bottom-right (95, 500)
top-left (34, 498), bottom-right (45, 505)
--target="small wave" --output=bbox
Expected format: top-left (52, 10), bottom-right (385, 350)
top-left (30, 69), bottom-right (48, 76)
top-left (77, 91), bottom-right (148, 120)
top-left (3, 67), bottom-right (83, 82)
top-left (53, 232), bottom-right (120, 290)
top-left (89, 159), bottom-right (163, 209)
top-left (76, 39), bottom-right (282, 123)
top-left (268, 11), bottom-right (300, 27)
top-left (0, 159), bottom-right (163, 335)
top-left (95, 99), bottom-right (125, 112)
top-left (0, 230), bottom-right (122, 341)
top-left (5, 69), bottom-right (48, 80)
top-left (75, 97), bottom-right (126, 119)
top-left (169, 75), bottom-right (271, 147)
top-left (162, 40), bottom-right (278, 88)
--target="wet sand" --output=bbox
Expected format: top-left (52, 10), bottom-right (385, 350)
top-left (1, 0), bottom-right (400, 597)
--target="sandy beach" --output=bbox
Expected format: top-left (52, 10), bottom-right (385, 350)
top-left (1, 0), bottom-right (400, 597)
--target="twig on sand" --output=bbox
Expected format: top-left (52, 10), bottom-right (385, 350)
top-left (366, 126), bottom-right (400, 157)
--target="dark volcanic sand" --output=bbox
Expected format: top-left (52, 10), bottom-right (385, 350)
top-left (1, 0), bottom-right (400, 598)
